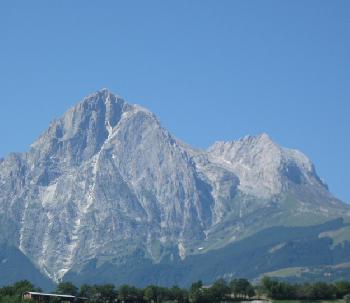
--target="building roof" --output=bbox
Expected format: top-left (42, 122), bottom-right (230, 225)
top-left (24, 292), bottom-right (76, 298)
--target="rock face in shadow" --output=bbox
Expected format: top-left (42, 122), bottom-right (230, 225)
top-left (0, 244), bottom-right (55, 290)
top-left (0, 89), bottom-right (349, 285)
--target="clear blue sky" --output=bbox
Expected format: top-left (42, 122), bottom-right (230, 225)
top-left (0, 1), bottom-right (349, 202)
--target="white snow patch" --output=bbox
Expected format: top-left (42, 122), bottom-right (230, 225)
top-left (178, 242), bottom-right (186, 260)
top-left (105, 121), bottom-right (113, 138)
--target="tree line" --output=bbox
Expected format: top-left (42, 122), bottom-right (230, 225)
top-left (0, 277), bottom-right (350, 303)
top-left (260, 276), bottom-right (350, 300)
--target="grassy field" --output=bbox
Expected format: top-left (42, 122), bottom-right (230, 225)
top-left (263, 266), bottom-right (306, 278)
top-left (272, 300), bottom-right (345, 303)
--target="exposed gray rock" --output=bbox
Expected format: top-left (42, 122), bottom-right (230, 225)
top-left (0, 89), bottom-right (348, 282)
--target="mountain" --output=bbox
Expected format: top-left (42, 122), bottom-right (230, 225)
top-left (0, 244), bottom-right (55, 290)
top-left (64, 218), bottom-right (350, 286)
top-left (0, 89), bottom-right (349, 288)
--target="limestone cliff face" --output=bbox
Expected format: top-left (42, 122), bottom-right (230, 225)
top-left (0, 89), bottom-right (348, 282)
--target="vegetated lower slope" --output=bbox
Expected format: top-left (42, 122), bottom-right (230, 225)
top-left (0, 89), bottom-right (349, 288)
top-left (64, 218), bottom-right (350, 287)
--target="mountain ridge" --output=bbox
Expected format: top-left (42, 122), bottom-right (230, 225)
top-left (0, 89), bottom-right (349, 286)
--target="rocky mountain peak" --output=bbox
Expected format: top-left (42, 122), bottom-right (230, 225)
top-left (0, 89), bottom-right (347, 285)
top-left (207, 133), bottom-right (324, 197)
top-left (28, 90), bottom-right (131, 170)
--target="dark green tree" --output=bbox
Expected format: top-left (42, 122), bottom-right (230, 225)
top-left (260, 276), bottom-right (295, 299)
top-left (143, 285), bottom-right (157, 303)
top-left (189, 281), bottom-right (203, 303)
top-left (94, 284), bottom-right (117, 303)
top-left (230, 278), bottom-right (252, 299)
top-left (208, 279), bottom-right (230, 302)
top-left (79, 284), bottom-right (96, 300)
top-left (334, 281), bottom-right (350, 299)
top-left (1, 280), bottom-right (39, 303)
top-left (13, 280), bottom-right (39, 295)
top-left (170, 286), bottom-right (188, 303)
top-left (306, 282), bottom-right (335, 300)
top-left (118, 285), bottom-right (140, 303)
top-left (246, 284), bottom-right (255, 298)
top-left (0, 286), bottom-right (15, 297)
top-left (56, 282), bottom-right (78, 296)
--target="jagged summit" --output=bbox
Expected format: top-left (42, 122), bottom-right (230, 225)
top-left (243, 132), bottom-right (274, 143)
top-left (207, 131), bottom-right (326, 198)
top-left (84, 87), bottom-right (120, 100)
top-left (0, 89), bottom-right (349, 285)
